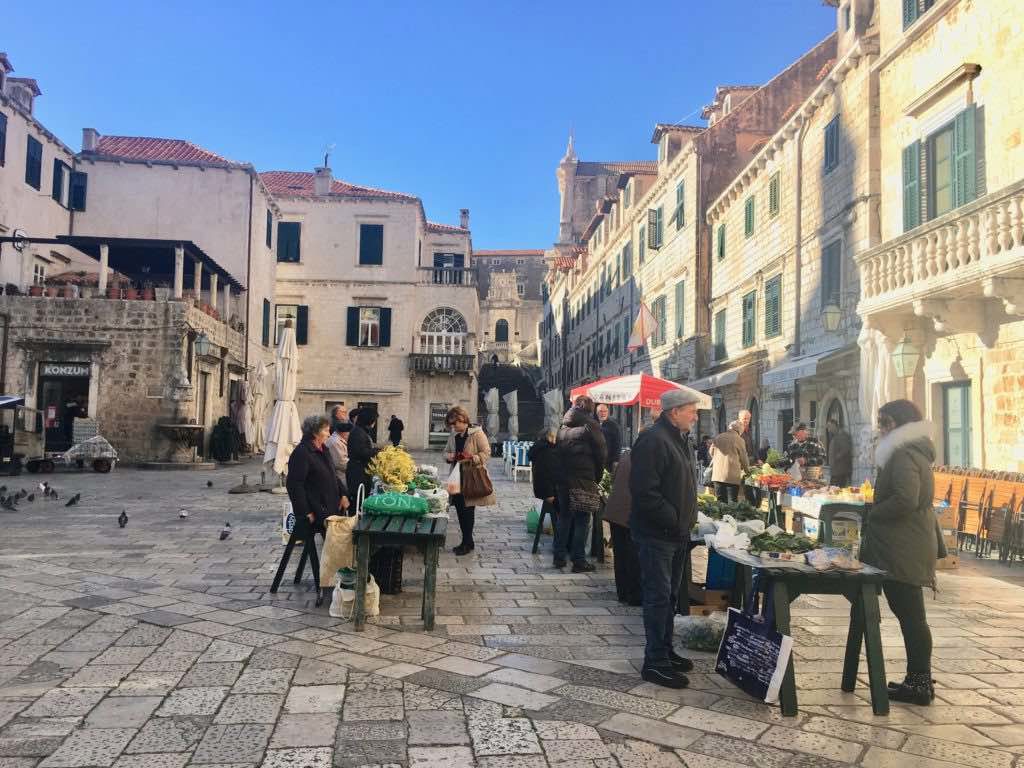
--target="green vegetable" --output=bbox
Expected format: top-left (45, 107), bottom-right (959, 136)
top-left (599, 469), bottom-right (614, 499)
top-left (766, 448), bottom-right (786, 466)
top-left (749, 532), bottom-right (818, 554)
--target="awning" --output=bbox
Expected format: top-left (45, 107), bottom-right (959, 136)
top-left (686, 362), bottom-right (755, 392)
top-left (0, 395), bottom-right (26, 409)
top-left (762, 346), bottom-right (846, 389)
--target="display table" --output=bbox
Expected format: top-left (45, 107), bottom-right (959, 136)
top-left (352, 515), bottom-right (448, 632)
top-left (711, 545), bottom-right (889, 717)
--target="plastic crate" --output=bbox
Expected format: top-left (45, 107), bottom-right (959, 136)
top-left (705, 549), bottom-right (737, 589)
top-left (369, 546), bottom-right (404, 595)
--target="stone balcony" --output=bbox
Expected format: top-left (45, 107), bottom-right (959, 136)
top-left (408, 353), bottom-right (475, 375)
top-left (857, 180), bottom-right (1024, 322)
top-left (417, 266), bottom-right (477, 287)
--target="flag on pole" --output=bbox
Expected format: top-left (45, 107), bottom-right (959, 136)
top-left (627, 302), bottom-right (657, 351)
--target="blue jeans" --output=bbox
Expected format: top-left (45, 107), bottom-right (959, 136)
top-left (554, 487), bottom-right (590, 563)
top-left (634, 535), bottom-right (688, 667)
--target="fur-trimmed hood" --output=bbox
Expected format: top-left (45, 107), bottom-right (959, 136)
top-left (875, 420), bottom-right (935, 469)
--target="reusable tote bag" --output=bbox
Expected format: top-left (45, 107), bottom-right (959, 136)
top-left (319, 515), bottom-right (357, 585)
top-left (715, 580), bottom-right (794, 703)
top-left (459, 459), bottom-right (494, 499)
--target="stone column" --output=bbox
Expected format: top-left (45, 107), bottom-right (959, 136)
top-left (173, 245), bottom-right (184, 299)
top-left (209, 273), bottom-right (219, 311)
top-left (222, 284), bottom-right (231, 319)
top-left (98, 243), bottom-right (109, 293)
top-left (193, 260), bottom-right (203, 304)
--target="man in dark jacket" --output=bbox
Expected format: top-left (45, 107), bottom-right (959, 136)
top-left (555, 396), bottom-right (607, 572)
top-left (786, 423), bottom-right (826, 470)
top-left (826, 418), bottom-right (854, 487)
top-left (387, 415), bottom-right (404, 447)
top-left (629, 388), bottom-right (701, 689)
top-left (596, 404), bottom-right (622, 471)
top-left (528, 429), bottom-right (561, 551)
top-left (346, 411), bottom-right (377, 507)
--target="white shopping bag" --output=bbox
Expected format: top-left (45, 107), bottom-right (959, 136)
top-left (446, 462), bottom-right (461, 495)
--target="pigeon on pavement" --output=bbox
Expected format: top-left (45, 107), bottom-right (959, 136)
top-left (206, 480), bottom-right (213, 488)
top-left (219, 522), bottom-right (232, 540)
top-left (178, 509), bottom-right (189, 519)
top-left (65, 493), bottom-right (80, 507)
top-left (118, 510), bottom-right (128, 528)
top-left (26, 494), bottom-right (34, 502)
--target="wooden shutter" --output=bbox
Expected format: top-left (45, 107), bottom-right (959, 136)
top-left (262, 299), bottom-right (271, 346)
top-left (953, 105), bottom-right (977, 208)
top-left (769, 174), bottom-right (780, 217)
top-left (902, 141), bottom-right (921, 232)
top-left (714, 310), bottom-right (726, 359)
top-left (822, 241), bottom-right (842, 309)
top-left (647, 209), bottom-right (659, 249)
top-left (265, 210), bottom-right (272, 248)
top-left (0, 113), bottom-right (6, 167)
top-left (346, 307), bottom-right (360, 346)
top-left (25, 136), bottom-right (42, 189)
top-left (717, 224), bottom-right (726, 261)
top-left (765, 277), bottom-right (781, 338)
top-left (675, 183), bottom-right (685, 229)
top-left (359, 224), bottom-right (384, 265)
top-left (69, 171), bottom-right (87, 211)
top-left (743, 292), bottom-right (756, 347)
top-left (295, 306), bottom-right (309, 345)
top-left (903, 0), bottom-right (918, 27)
top-left (52, 159), bottom-right (64, 202)
top-left (744, 197), bottom-right (755, 237)
top-left (639, 227), bottom-right (646, 264)
top-left (277, 222), bottom-right (300, 263)
top-left (675, 280), bottom-right (685, 339)
top-left (379, 308), bottom-right (392, 347)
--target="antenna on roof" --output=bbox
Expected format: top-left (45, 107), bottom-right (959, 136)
top-left (323, 143), bottom-right (336, 167)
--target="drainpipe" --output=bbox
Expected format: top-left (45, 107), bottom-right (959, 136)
top-left (793, 114), bottom-right (811, 420)
top-left (0, 313), bottom-right (9, 393)
top-left (244, 173), bottom-right (254, 371)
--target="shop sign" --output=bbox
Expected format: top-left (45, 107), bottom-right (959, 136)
top-left (40, 363), bottom-right (90, 377)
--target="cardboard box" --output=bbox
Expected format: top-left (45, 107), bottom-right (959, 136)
top-left (688, 583), bottom-right (730, 613)
top-left (936, 554), bottom-right (960, 570)
top-left (936, 506), bottom-right (957, 531)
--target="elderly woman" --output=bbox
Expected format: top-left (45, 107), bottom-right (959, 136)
top-left (444, 405), bottom-right (494, 556)
top-left (286, 415), bottom-right (345, 536)
top-left (860, 399), bottom-right (942, 706)
top-left (711, 420), bottom-right (749, 503)
top-left (325, 420), bottom-right (351, 514)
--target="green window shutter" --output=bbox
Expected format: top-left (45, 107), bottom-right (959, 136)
top-left (674, 280), bottom-right (685, 339)
top-left (379, 308), bottom-right (392, 347)
top-left (359, 224), bottom-right (384, 265)
top-left (902, 141), bottom-right (921, 232)
top-left (742, 291), bottom-right (756, 348)
top-left (25, 136), bottom-right (42, 189)
top-left (52, 159), bottom-right (64, 202)
top-left (0, 113), bottom-right (7, 167)
top-left (262, 299), bottom-right (271, 346)
top-left (953, 105), bottom-right (977, 208)
top-left (295, 305), bottom-right (309, 345)
top-left (647, 209), bottom-right (660, 250)
top-left (69, 171), bottom-right (87, 211)
top-left (765, 276), bottom-right (782, 338)
top-left (744, 196), bottom-right (755, 237)
top-left (346, 307), bottom-right (360, 346)
top-left (717, 224), bottom-right (726, 261)
top-left (277, 222), bottom-right (301, 263)
top-left (675, 182), bottom-right (685, 229)
top-left (903, 0), bottom-right (918, 28)
top-left (714, 310), bottom-right (726, 360)
top-left (265, 210), bottom-right (273, 248)
top-left (821, 241), bottom-right (842, 309)
top-left (769, 173), bottom-right (780, 217)
top-left (824, 118), bottom-right (840, 172)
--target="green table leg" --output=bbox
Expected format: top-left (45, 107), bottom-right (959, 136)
top-left (353, 534), bottom-right (371, 632)
top-left (422, 542), bottom-right (438, 631)
top-left (842, 590), bottom-right (865, 692)
top-left (772, 580), bottom-right (799, 717)
top-left (860, 583), bottom-right (890, 715)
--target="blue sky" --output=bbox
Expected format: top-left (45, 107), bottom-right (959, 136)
top-left (8, 1), bottom-right (835, 249)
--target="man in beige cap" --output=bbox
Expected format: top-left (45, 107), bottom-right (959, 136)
top-left (629, 386), bottom-right (702, 689)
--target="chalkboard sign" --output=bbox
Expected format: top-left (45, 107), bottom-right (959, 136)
top-left (715, 606), bottom-right (794, 703)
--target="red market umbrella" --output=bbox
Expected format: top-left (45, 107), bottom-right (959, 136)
top-left (570, 373), bottom-right (712, 410)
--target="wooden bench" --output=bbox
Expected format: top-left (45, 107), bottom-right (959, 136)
top-left (352, 514), bottom-right (448, 632)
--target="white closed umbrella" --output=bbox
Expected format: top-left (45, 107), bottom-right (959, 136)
top-left (543, 389), bottom-right (564, 434)
top-left (484, 388), bottom-right (500, 437)
top-left (250, 361), bottom-right (267, 452)
top-left (503, 390), bottom-right (519, 441)
top-left (235, 380), bottom-right (251, 444)
top-left (264, 325), bottom-right (302, 477)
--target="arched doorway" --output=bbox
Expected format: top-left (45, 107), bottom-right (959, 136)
top-left (824, 399), bottom-right (845, 456)
top-left (716, 402), bottom-right (727, 434)
top-left (495, 319), bottom-right (509, 343)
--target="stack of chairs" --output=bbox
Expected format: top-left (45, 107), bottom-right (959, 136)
top-left (502, 441), bottom-right (534, 483)
top-left (932, 466), bottom-right (1024, 564)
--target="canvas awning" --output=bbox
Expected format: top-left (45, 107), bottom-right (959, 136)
top-left (686, 362), bottom-right (755, 393)
top-left (762, 346), bottom-right (847, 389)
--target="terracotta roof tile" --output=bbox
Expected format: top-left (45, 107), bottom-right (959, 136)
top-left (817, 59), bottom-right (837, 81)
top-left (259, 171), bottom-right (418, 202)
top-left (92, 135), bottom-right (238, 166)
top-left (426, 221), bottom-right (468, 234)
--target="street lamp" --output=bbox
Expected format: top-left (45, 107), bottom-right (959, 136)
top-left (822, 303), bottom-right (842, 333)
top-left (194, 332), bottom-right (213, 358)
top-left (892, 335), bottom-right (920, 378)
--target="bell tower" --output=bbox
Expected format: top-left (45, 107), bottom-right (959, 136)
top-left (556, 131), bottom-right (578, 244)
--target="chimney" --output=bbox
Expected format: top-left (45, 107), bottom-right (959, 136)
top-left (460, 208), bottom-right (470, 230)
top-left (82, 128), bottom-right (99, 153)
top-left (314, 166), bottom-right (332, 196)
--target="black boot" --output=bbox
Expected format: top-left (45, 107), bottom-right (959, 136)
top-left (888, 672), bottom-right (934, 706)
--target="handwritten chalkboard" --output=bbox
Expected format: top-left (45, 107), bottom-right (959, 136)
top-left (715, 607), bottom-right (794, 703)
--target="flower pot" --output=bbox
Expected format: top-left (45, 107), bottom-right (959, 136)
top-left (124, 287), bottom-right (138, 300)
top-left (45, 286), bottom-right (58, 298)
top-left (29, 285), bottom-right (43, 297)
top-left (142, 287), bottom-right (155, 300)
top-left (108, 285), bottom-right (122, 299)
top-left (80, 286), bottom-right (95, 299)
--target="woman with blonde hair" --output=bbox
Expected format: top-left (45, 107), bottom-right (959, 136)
top-left (443, 405), bottom-right (495, 555)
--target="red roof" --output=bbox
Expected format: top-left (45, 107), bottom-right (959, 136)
top-left (426, 221), bottom-right (468, 234)
top-left (92, 136), bottom-right (238, 166)
top-left (473, 249), bottom-right (545, 257)
top-left (260, 171), bottom-right (418, 202)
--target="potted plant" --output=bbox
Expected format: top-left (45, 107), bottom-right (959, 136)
top-left (60, 284), bottom-right (76, 298)
top-left (29, 284), bottom-right (43, 297)
top-left (124, 282), bottom-right (139, 300)
top-left (141, 281), bottom-right (155, 301)
top-left (45, 283), bottom-right (59, 298)
top-left (107, 282), bottom-right (122, 299)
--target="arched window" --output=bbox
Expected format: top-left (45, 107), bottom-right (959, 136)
top-left (495, 319), bottom-right (509, 343)
top-left (419, 308), bottom-right (468, 354)
top-left (825, 399), bottom-right (845, 456)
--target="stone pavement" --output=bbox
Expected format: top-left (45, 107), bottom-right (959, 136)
top-left (1, 457), bottom-right (1024, 767)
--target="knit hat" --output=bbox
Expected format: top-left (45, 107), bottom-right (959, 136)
top-left (660, 387), bottom-right (703, 411)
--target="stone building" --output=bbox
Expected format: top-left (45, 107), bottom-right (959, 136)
top-left (704, 6), bottom-right (878, 476)
top-left (473, 249), bottom-right (545, 365)
top-left (264, 168), bottom-right (477, 449)
top-left (855, 0), bottom-right (1024, 471)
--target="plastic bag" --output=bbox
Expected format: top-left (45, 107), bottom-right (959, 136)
top-left (330, 576), bottom-right (380, 619)
top-left (415, 487), bottom-right (449, 515)
top-left (319, 515), bottom-right (356, 584)
top-left (526, 501), bottom-right (554, 535)
top-left (675, 612), bottom-right (728, 652)
top-left (446, 462), bottom-right (461, 495)
top-left (696, 511), bottom-right (717, 537)
top-left (362, 492), bottom-right (429, 517)
top-left (417, 464), bottom-right (439, 479)
top-left (788, 462), bottom-right (803, 481)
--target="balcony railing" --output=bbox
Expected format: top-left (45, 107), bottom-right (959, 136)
top-left (417, 267), bottom-right (476, 286)
top-left (409, 353), bottom-right (475, 374)
top-left (857, 180), bottom-right (1024, 315)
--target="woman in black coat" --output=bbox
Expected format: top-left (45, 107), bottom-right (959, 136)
top-left (286, 415), bottom-right (344, 535)
top-left (346, 409), bottom-right (377, 507)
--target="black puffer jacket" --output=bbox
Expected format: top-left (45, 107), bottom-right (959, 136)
top-left (345, 424), bottom-right (375, 501)
top-left (556, 408), bottom-right (607, 490)
top-left (629, 414), bottom-right (697, 542)
top-left (286, 438), bottom-right (342, 531)
top-left (528, 432), bottom-right (562, 500)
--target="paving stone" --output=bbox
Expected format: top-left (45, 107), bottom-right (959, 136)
top-left (551, 665), bottom-right (636, 691)
top-left (278, 685), bottom-right (346, 715)
top-left (860, 745), bottom-right (974, 768)
top-left (177, 663), bottom-right (243, 688)
top-left (407, 746), bottom-right (474, 768)
top-left (431, 643), bottom-right (505, 662)
top-left (758, 725), bottom-right (863, 763)
top-left (542, 738), bottom-right (611, 763)
top-left (403, 684), bottom-right (463, 712)
top-left (672, 751), bottom-right (751, 768)
top-left (898, 724), bottom-right (1001, 747)
top-left (231, 668), bottom-right (293, 694)
top-left (269, 714), bottom-right (338, 748)
top-left (23, 688), bottom-right (107, 717)
top-left (426, 656), bottom-right (498, 677)
top-left (0, 736), bottom-right (65, 757)
top-left (468, 717), bottom-right (541, 756)
top-left (39, 727), bottom-right (136, 767)
top-left (137, 652), bottom-right (201, 672)
top-left (124, 717), bottom-right (206, 753)
top-left (476, 757), bottom-right (549, 768)
top-left (483, 668), bottom-right (565, 692)
top-left (533, 721), bottom-right (600, 740)
top-left (90, 647), bottom-right (157, 666)
top-left (218, 631), bottom-right (283, 649)
top-left (801, 715), bottom-right (907, 749)
top-left (111, 753), bottom-right (190, 768)
top-left (111, 671), bottom-right (184, 697)
top-left (318, 652), bottom-right (391, 673)
top-left (899, 734), bottom-right (1015, 768)
top-left (214, 695), bottom-right (284, 724)
top-left (85, 696), bottom-right (162, 728)
top-left (1, 719), bottom-right (80, 739)
top-left (608, 741), bottom-right (684, 768)
top-left (0, 704), bottom-right (27, 729)
top-left (63, 665), bottom-right (136, 687)
top-left (291, 659), bottom-right (347, 686)
top-left (468, 684), bottom-right (559, 711)
top-left (552, 685), bottom-right (674, 719)
top-left (374, 663), bottom-right (426, 679)
top-left (247, 651), bottom-right (300, 671)
top-left (191, 724), bottom-right (273, 764)
top-left (333, 721), bottom-right (406, 768)
top-left (261, 747), bottom-right (332, 768)
top-left (403, 669), bottom-right (487, 695)
top-left (667, 706), bottom-right (769, 740)
top-left (407, 711), bottom-right (469, 746)
top-left (599, 713), bottom-right (701, 749)
top-left (199, 641), bottom-right (253, 664)
top-left (157, 687), bottom-right (229, 716)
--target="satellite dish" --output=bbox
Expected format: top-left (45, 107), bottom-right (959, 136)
top-left (12, 229), bottom-right (29, 252)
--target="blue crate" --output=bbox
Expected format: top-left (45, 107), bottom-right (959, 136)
top-left (705, 549), bottom-right (737, 589)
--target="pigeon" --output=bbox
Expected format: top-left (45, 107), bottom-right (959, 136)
top-left (219, 522), bottom-right (232, 541)
top-left (16, 489), bottom-right (27, 499)
top-left (65, 493), bottom-right (80, 507)
top-left (0, 485), bottom-right (6, 492)
top-left (1, 496), bottom-right (16, 511)
top-left (26, 494), bottom-right (34, 502)
top-left (206, 480), bottom-right (213, 488)
top-left (117, 510), bottom-right (128, 528)
top-left (37, 482), bottom-right (46, 492)
top-left (178, 509), bottom-right (189, 519)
